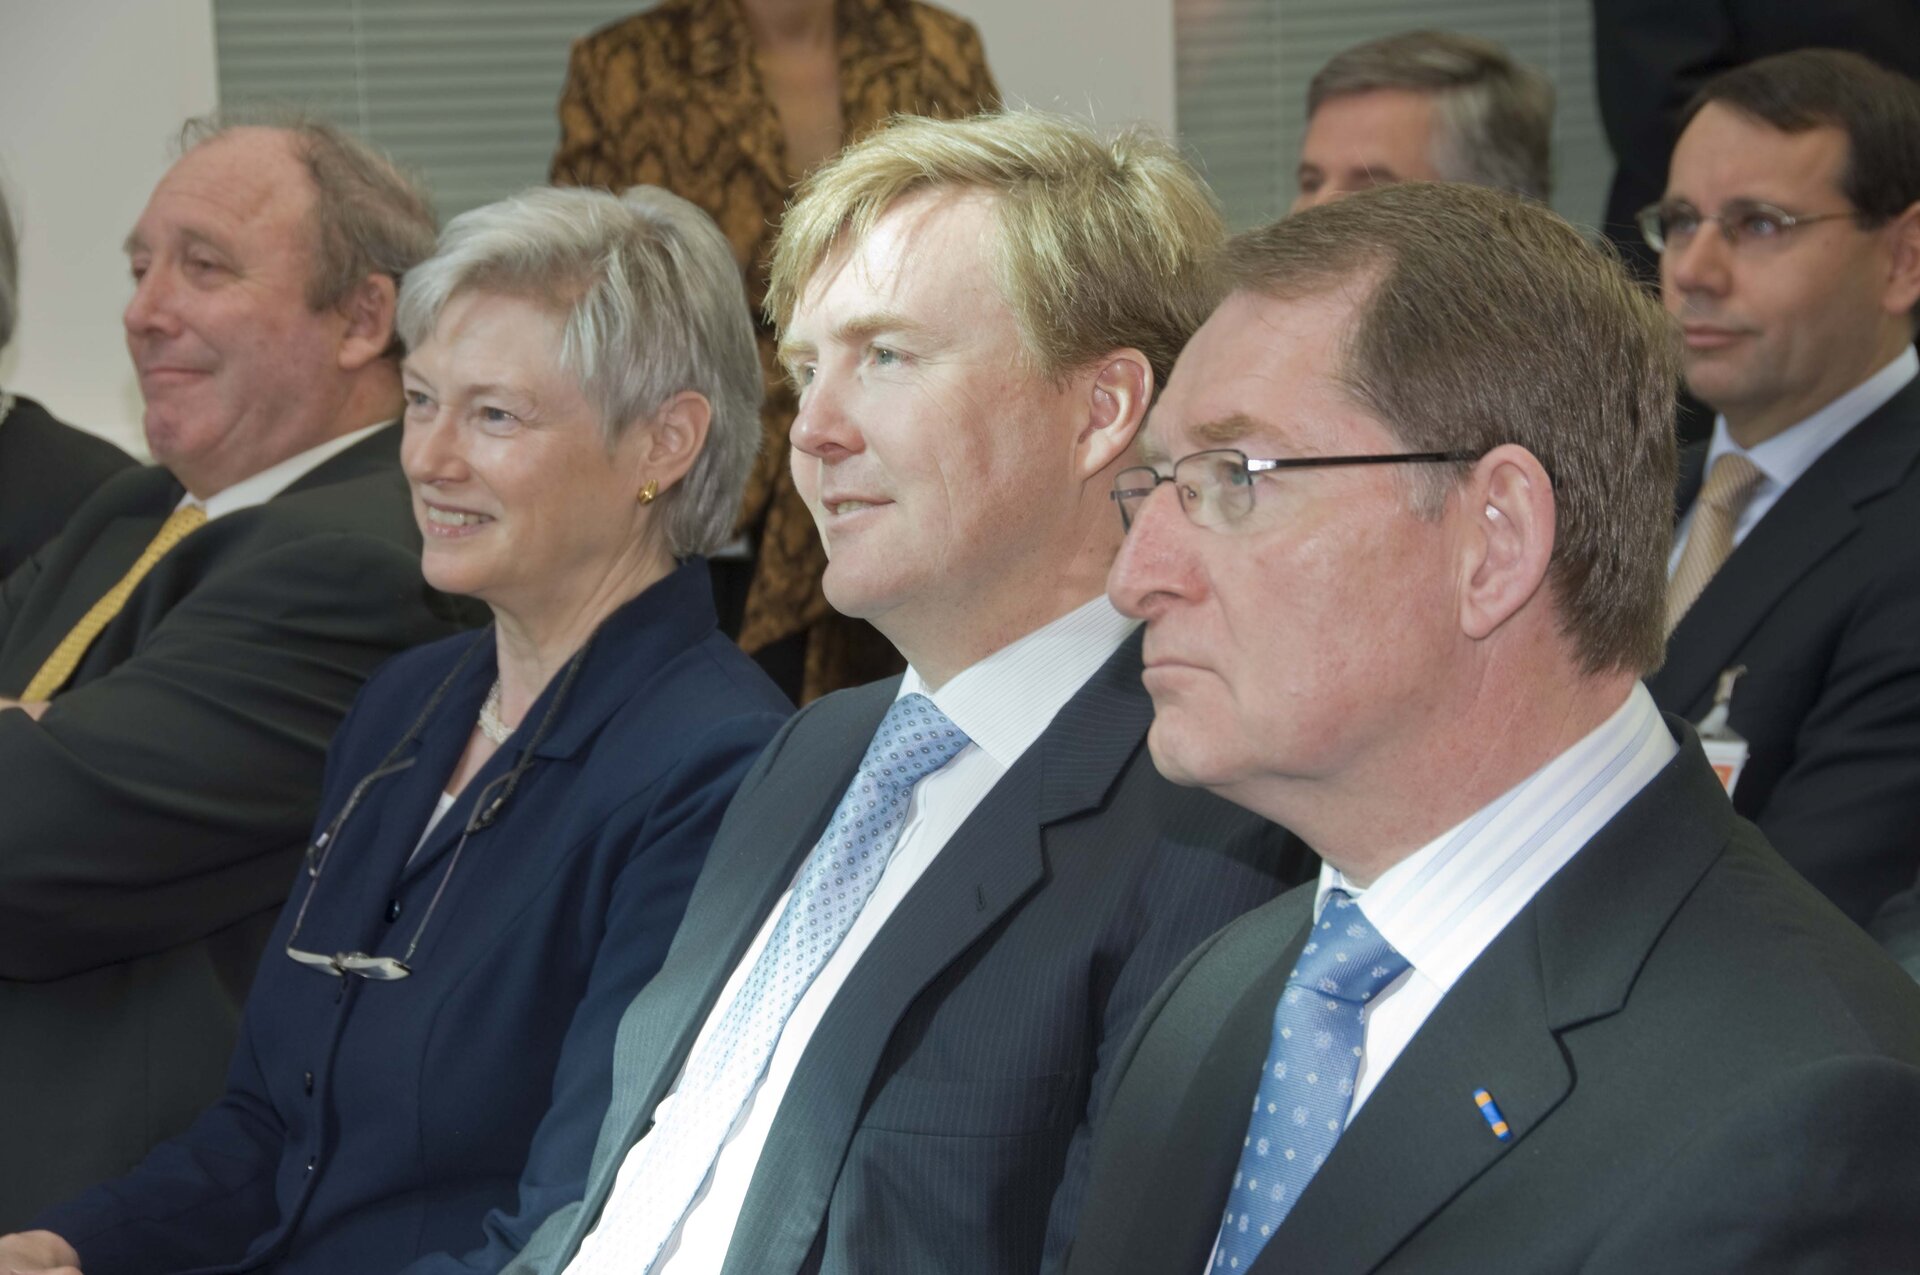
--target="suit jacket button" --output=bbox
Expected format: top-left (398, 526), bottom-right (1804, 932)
top-left (386, 898), bottom-right (402, 922)
top-left (305, 1155), bottom-right (317, 1173)
top-left (303, 1071), bottom-right (314, 1095)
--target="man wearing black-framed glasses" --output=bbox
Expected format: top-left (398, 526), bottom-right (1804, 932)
top-left (1637, 50), bottom-right (1920, 942)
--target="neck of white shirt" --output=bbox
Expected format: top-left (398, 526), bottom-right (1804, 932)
top-left (181, 419), bottom-right (394, 521)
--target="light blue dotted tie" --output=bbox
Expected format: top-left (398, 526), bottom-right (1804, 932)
top-left (1211, 889), bottom-right (1408, 1271)
top-left (569, 693), bottom-right (969, 1274)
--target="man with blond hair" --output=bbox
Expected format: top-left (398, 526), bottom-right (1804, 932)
top-left (493, 110), bottom-right (1301, 1275)
top-left (1292, 29), bottom-right (1552, 212)
top-left (1063, 181), bottom-right (1920, 1273)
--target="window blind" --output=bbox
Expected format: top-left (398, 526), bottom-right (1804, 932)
top-left (212, 0), bottom-right (650, 219)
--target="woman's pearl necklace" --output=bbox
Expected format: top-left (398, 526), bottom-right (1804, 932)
top-left (477, 678), bottom-right (516, 744)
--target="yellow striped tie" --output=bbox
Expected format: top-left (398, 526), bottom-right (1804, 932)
top-left (22, 505), bottom-right (208, 700)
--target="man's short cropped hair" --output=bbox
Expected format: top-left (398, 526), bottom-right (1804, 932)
top-left (1683, 49), bottom-right (1920, 232)
top-left (766, 109), bottom-right (1226, 394)
top-left (1221, 182), bottom-right (1678, 676)
top-left (179, 109), bottom-right (437, 353)
top-left (1308, 30), bottom-right (1554, 202)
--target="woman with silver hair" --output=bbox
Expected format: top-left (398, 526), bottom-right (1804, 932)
top-left (4, 186), bottom-right (790, 1274)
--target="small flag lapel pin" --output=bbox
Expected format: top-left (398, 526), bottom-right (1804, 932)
top-left (1473, 1088), bottom-right (1512, 1141)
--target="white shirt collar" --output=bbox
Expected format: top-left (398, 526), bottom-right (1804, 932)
top-left (899, 594), bottom-right (1138, 769)
top-left (181, 419), bottom-right (394, 520)
top-left (1703, 345), bottom-right (1918, 491)
top-left (1315, 682), bottom-right (1676, 992)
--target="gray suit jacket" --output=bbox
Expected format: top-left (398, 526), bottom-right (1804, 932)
top-left (1066, 726), bottom-right (1920, 1274)
top-left (505, 631), bottom-right (1305, 1274)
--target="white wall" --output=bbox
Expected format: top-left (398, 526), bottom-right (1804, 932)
top-left (945, 0), bottom-right (1176, 133)
top-left (0, 0), bottom-right (218, 456)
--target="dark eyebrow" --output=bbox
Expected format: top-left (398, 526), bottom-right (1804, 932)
top-left (1191, 412), bottom-right (1271, 449)
top-left (1135, 412), bottom-right (1269, 468)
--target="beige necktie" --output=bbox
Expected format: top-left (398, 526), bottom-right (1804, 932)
top-left (22, 505), bottom-right (208, 700)
top-left (1666, 453), bottom-right (1764, 633)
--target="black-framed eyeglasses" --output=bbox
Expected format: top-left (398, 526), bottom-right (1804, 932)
top-left (284, 761), bottom-right (519, 981)
top-left (283, 634), bottom-right (587, 982)
top-left (1635, 198), bottom-right (1863, 253)
top-left (1110, 447), bottom-right (1481, 532)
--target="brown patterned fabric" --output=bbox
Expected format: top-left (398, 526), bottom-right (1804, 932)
top-left (553, 0), bottom-right (999, 701)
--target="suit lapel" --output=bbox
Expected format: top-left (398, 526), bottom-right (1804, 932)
top-left (1652, 381), bottom-right (1920, 714)
top-left (1653, 463), bottom-right (1858, 714)
top-left (1254, 727), bottom-right (1732, 1274)
top-left (1115, 891), bottom-right (1314, 1275)
top-left (1253, 911), bottom-right (1570, 1274)
top-left (720, 636), bottom-right (1153, 1274)
top-left (567, 682), bottom-right (894, 1243)
top-left (0, 463), bottom-right (176, 687)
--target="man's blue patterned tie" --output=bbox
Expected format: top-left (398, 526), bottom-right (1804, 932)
top-left (1211, 889), bottom-right (1409, 1271)
top-left (568, 692), bottom-right (970, 1274)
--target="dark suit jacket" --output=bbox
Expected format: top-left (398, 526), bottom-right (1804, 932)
top-left (0, 427), bottom-right (473, 1229)
top-left (1594, 0), bottom-right (1920, 284)
top-left (33, 561), bottom-right (791, 1275)
top-left (0, 394), bottom-right (132, 577)
top-left (1645, 378), bottom-right (1920, 924)
top-left (1066, 726), bottom-right (1920, 1274)
top-left (503, 630), bottom-right (1307, 1274)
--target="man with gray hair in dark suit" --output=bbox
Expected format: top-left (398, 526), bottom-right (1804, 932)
top-left (0, 114), bottom-right (469, 1231)
top-left (1291, 29), bottom-right (1553, 213)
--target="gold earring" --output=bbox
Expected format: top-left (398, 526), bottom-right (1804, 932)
top-left (637, 478), bottom-right (658, 505)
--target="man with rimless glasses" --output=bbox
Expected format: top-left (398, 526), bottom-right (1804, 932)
top-left (1061, 180), bottom-right (1920, 1274)
top-left (1634, 50), bottom-right (1920, 936)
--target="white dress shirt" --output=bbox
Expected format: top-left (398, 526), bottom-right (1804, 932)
top-left (178, 419), bottom-right (394, 520)
top-left (1669, 347), bottom-right (1917, 574)
top-left (566, 595), bottom-right (1138, 1274)
top-left (1326, 682), bottom-right (1676, 1119)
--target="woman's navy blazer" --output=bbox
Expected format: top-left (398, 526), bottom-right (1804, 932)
top-left (36, 559), bottom-right (792, 1273)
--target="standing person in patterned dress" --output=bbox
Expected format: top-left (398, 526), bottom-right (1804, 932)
top-left (551, 0), bottom-right (997, 702)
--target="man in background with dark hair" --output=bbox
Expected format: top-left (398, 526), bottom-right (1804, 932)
top-left (1292, 29), bottom-right (1552, 212)
top-left (1641, 50), bottom-right (1920, 928)
top-left (0, 116), bottom-right (469, 1226)
top-left (1595, 0), bottom-right (1920, 284)
top-left (0, 178), bottom-right (131, 576)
